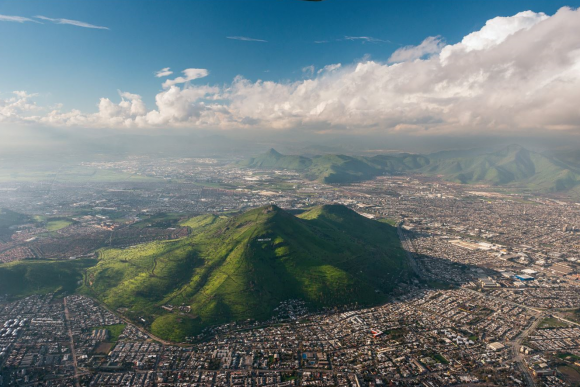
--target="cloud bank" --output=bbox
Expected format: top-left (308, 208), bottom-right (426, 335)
top-left (4, 7), bottom-right (580, 136)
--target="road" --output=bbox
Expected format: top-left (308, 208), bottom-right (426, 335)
top-left (89, 297), bottom-right (173, 346)
top-left (63, 297), bottom-right (81, 387)
top-left (511, 316), bottom-right (542, 387)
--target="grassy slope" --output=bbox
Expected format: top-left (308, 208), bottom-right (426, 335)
top-left (0, 258), bottom-right (97, 297)
top-left (82, 205), bottom-right (409, 341)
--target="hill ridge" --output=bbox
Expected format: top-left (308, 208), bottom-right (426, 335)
top-left (236, 146), bottom-right (580, 194)
top-left (82, 204), bottom-right (410, 341)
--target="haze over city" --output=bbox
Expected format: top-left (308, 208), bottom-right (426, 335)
top-left (1, 1), bottom-right (580, 387)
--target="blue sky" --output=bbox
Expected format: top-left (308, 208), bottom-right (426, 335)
top-left (1, 0), bottom-right (580, 141)
top-left (1, 0), bottom-right (578, 111)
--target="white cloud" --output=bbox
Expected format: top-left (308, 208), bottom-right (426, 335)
top-left (439, 10), bottom-right (548, 64)
top-left (388, 36), bottom-right (445, 63)
top-left (162, 68), bottom-right (209, 89)
top-left (35, 15), bottom-right (108, 30)
top-left (155, 67), bottom-right (173, 78)
top-left (6, 7), bottom-right (580, 136)
top-left (318, 64), bottom-right (341, 74)
top-left (344, 36), bottom-right (389, 43)
top-left (0, 14), bottom-right (40, 23)
top-left (302, 65), bottom-right (315, 76)
top-left (0, 91), bottom-right (40, 123)
top-left (227, 36), bottom-right (267, 42)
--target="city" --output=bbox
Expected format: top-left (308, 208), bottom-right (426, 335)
top-left (1, 157), bottom-right (579, 386)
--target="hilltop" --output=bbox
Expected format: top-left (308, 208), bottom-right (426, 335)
top-left (237, 146), bottom-right (580, 194)
top-left (236, 148), bottom-right (312, 170)
top-left (82, 205), bottom-right (410, 341)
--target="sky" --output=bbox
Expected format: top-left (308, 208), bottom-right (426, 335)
top-left (1, 0), bottom-right (580, 151)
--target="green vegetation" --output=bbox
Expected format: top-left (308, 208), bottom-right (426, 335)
top-left (236, 148), bottom-right (312, 170)
top-left (0, 165), bottom-right (160, 183)
top-left (0, 208), bottom-right (30, 239)
top-left (422, 144), bottom-right (580, 193)
top-left (379, 218), bottom-right (399, 227)
top-left (179, 214), bottom-right (219, 229)
top-left (0, 258), bottom-right (97, 297)
top-left (236, 148), bottom-right (429, 184)
top-left (132, 213), bottom-right (183, 229)
top-left (46, 219), bottom-right (73, 232)
top-left (82, 204), bottom-right (410, 341)
top-left (238, 145), bottom-right (580, 194)
top-left (92, 323), bottom-right (126, 342)
top-left (538, 317), bottom-right (569, 329)
top-left (432, 353), bottom-right (449, 364)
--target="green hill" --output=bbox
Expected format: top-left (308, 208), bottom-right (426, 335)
top-left (421, 145), bottom-right (580, 192)
top-left (236, 149), bottom-right (430, 183)
top-left (236, 148), bottom-right (312, 170)
top-left (238, 146), bottom-right (580, 194)
top-left (82, 205), bottom-right (410, 341)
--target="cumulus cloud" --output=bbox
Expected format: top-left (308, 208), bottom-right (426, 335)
top-left (0, 91), bottom-right (40, 123)
top-left (35, 15), bottom-right (109, 30)
top-left (7, 7), bottom-right (580, 136)
top-left (439, 10), bottom-right (548, 64)
top-left (0, 14), bottom-right (40, 23)
top-left (162, 68), bottom-right (209, 89)
top-left (388, 36), bottom-right (445, 63)
top-left (227, 36), bottom-right (267, 42)
top-left (155, 67), bottom-right (173, 78)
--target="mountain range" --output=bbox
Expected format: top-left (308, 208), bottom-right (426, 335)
top-left (82, 204), bottom-right (409, 341)
top-left (236, 145), bottom-right (580, 194)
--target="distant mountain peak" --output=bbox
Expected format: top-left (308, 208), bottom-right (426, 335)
top-left (267, 148), bottom-right (281, 156)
